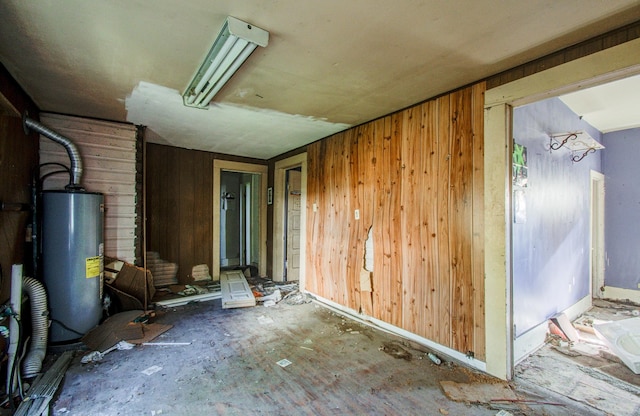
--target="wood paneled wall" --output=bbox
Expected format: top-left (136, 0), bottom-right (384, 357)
top-left (0, 115), bottom-right (38, 302)
top-left (306, 83), bottom-right (486, 359)
top-left (145, 143), bottom-right (267, 284)
top-left (0, 63), bottom-right (39, 303)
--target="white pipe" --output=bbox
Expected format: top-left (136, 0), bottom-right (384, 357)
top-left (7, 264), bottom-right (22, 395)
top-left (21, 277), bottom-right (49, 378)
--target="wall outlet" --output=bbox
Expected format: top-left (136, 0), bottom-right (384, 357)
top-left (354, 209), bottom-right (360, 220)
top-left (313, 203), bottom-right (317, 212)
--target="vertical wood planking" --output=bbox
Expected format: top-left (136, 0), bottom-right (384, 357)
top-left (401, 106), bottom-right (422, 333)
top-left (449, 88), bottom-right (474, 354)
top-left (378, 116), bottom-right (393, 323)
top-left (304, 83), bottom-right (485, 359)
top-left (421, 101), bottom-right (440, 341)
top-left (347, 128), bottom-right (361, 312)
top-left (329, 135), bottom-right (343, 303)
top-left (436, 95), bottom-right (452, 347)
top-left (359, 123), bottom-right (375, 315)
top-left (147, 144), bottom-right (264, 284)
top-left (370, 118), bottom-right (384, 321)
top-left (194, 152), bottom-right (213, 268)
top-left (305, 141), bottom-right (320, 295)
top-left (471, 82), bottom-right (486, 360)
top-left (388, 113), bottom-right (403, 328)
top-left (178, 148), bottom-right (196, 280)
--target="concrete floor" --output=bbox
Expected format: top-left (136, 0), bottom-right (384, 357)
top-left (45, 297), bottom-right (607, 416)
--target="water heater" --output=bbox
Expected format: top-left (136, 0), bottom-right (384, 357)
top-left (41, 190), bottom-right (104, 343)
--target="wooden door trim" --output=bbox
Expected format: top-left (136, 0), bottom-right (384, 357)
top-left (213, 160), bottom-right (268, 280)
top-left (273, 153), bottom-right (307, 287)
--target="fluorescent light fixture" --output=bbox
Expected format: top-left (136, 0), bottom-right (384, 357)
top-left (183, 16), bottom-right (269, 109)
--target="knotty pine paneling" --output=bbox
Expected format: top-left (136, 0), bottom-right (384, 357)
top-left (306, 83), bottom-right (486, 359)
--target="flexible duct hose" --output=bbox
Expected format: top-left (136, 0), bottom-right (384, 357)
top-left (21, 277), bottom-right (49, 379)
top-left (23, 114), bottom-right (83, 188)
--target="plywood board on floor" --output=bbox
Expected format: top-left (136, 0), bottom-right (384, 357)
top-left (220, 270), bottom-right (256, 309)
top-left (82, 310), bottom-right (172, 352)
top-left (440, 381), bottom-right (518, 403)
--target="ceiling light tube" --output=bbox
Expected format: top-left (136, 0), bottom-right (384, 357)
top-left (183, 16), bottom-right (269, 109)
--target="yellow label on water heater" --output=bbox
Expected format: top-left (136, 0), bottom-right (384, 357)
top-left (86, 256), bottom-right (101, 278)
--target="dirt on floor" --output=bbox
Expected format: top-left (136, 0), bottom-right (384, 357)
top-left (24, 296), bottom-right (621, 416)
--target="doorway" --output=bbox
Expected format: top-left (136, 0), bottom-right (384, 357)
top-left (213, 160), bottom-right (268, 280)
top-left (483, 38), bottom-right (640, 379)
top-left (220, 171), bottom-right (260, 269)
top-left (273, 153), bottom-right (307, 287)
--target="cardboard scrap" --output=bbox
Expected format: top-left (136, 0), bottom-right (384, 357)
top-left (110, 261), bottom-right (155, 304)
top-left (82, 310), bottom-right (172, 353)
top-left (439, 381), bottom-right (518, 404)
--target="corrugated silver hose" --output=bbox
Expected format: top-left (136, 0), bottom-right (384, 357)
top-left (21, 277), bottom-right (49, 379)
top-left (23, 114), bottom-right (83, 188)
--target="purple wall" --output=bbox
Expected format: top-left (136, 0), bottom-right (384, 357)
top-left (602, 128), bottom-right (640, 291)
top-left (512, 97), bottom-right (602, 336)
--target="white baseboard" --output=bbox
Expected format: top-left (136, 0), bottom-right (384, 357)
top-left (514, 294), bottom-right (592, 363)
top-left (601, 286), bottom-right (640, 304)
top-left (308, 293), bottom-right (487, 373)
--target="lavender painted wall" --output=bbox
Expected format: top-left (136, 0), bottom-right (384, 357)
top-left (512, 97), bottom-right (602, 337)
top-left (602, 128), bottom-right (640, 291)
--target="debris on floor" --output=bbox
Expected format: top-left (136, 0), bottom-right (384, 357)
top-left (516, 299), bottom-right (640, 416)
top-left (14, 351), bottom-right (74, 416)
top-left (245, 274), bottom-right (306, 307)
top-left (152, 281), bottom-right (221, 307)
top-left (594, 317), bottom-right (640, 374)
top-left (439, 380), bottom-right (519, 404)
top-left (104, 258), bottom-right (156, 311)
top-left (191, 264), bottom-right (212, 282)
top-left (546, 299), bottom-right (640, 377)
top-left (276, 358), bottom-right (292, 368)
top-left (380, 341), bottom-right (413, 361)
top-left (146, 251), bottom-right (178, 287)
top-left (282, 290), bottom-right (312, 305)
top-left (81, 341), bottom-right (134, 364)
top-left (550, 312), bottom-right (580, 342)
top-left (81, 310), bottom-right (171, 353)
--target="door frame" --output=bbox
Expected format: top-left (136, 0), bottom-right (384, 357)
top-left (590, 170), bottom-right (605, 298)
top-left (484, 38), bottom-right (640, 380)
top-left (213, 160), bottom-right (268, 280)
top-left (273, 153), bottom-right (307, 288)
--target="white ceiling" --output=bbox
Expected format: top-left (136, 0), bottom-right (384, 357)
top-left (559, 74), bottom-right (640, 134)
top-left (1, 1), bottom-right (640, 159)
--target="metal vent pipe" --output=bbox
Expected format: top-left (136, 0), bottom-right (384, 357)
top-left (23, 114), bottom-right (83, 188)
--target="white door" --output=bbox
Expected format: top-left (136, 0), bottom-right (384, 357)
top-left (286, 170), bottom-right (302, 281)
